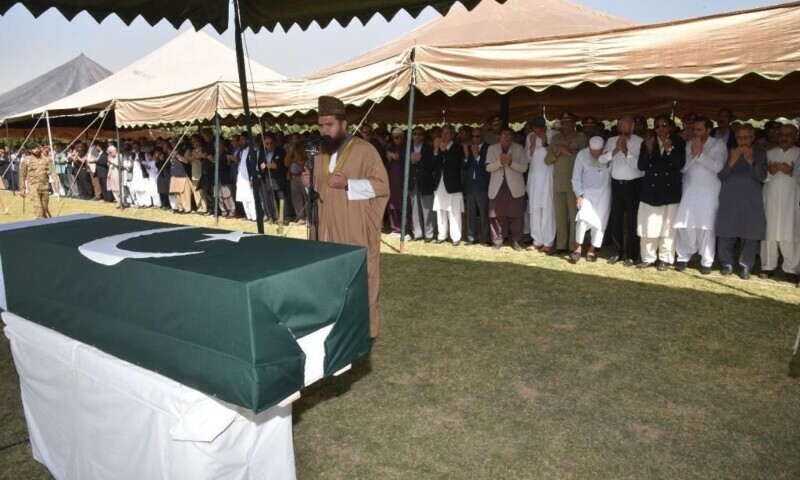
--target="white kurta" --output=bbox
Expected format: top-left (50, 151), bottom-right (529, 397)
top-left (131, 160), bottom-right (149, 194)
top-left (571, 148), bottom-right (611, 231)
top-left (235, 147), bottom-right (254, 203)
top-left (526, 135), bottom-right (554, 209)
top-left (432, 177), bottom-right (464, 213)
top-left (763, 146), bottom-right (800, 241)
top-left (144, 159), bottom-right (160, 199)
top-left (526, 134), bottom-right (556, 246)
top-left (673, 137), bottom-right (728, 231)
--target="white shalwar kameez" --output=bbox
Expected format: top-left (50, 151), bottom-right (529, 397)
top-left (761, 146), bottom-right (800, 273)
top-left (572, 148), bottom-right (611, 248)
top-left (673, 137), bottom-right (728, 267)
top-left (235, 147), bottom-right (256, 220)
top-left (526, 134), bottom-right (556, 247)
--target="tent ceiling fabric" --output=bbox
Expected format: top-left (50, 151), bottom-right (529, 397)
top-left (0, 54), bottom-right (111, 122)
top-left (0, 0), bottom-right (499, 33)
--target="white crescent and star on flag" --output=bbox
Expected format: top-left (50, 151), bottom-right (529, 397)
top-left (78, 227), bottom-right (258, 266)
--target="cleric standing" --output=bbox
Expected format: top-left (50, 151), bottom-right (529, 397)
top-left (302, 96), bottom-right (389, 338)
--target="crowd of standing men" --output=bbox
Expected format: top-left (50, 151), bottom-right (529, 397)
top-left (2, 108), bottom-right (799, 286)
top-left (391, 110), bottom-right (800, 286)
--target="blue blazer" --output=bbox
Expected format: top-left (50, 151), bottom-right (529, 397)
top-left (462, 142), bottom-right (490, 194)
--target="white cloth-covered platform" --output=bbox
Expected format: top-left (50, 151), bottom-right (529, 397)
top-left (2, 311), bottom-right (296, 479)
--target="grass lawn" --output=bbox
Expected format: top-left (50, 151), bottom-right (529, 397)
top-left (1, 191), bottom-right (799, 479)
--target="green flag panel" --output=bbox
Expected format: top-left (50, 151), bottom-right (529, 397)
top-left (0, 215), bottom-right (371, 412)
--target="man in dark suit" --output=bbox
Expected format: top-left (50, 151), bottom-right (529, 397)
top-left (638, 115), bottom-right (687, 271)
top-left (94, 144), bottom-right (113, 202)
top-left (257, 133), bottom-right (287, 224)
top-left (711, 107), bottom-right (738, 150)
top-left (462, 126), bottom-right (491, 245)
top-left (408, 127), bottom-right (436, 241)
top-left (432, 124), bottom-right (465, 245)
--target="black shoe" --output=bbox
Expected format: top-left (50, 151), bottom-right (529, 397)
top-left (512, 241), bottom-right (523, 251)
top-left (452, 241), bottom-right (461, 247)
top-left (721, 264), bottom-right (733, 276)
top-left (657, 262), bottom-right (670, 271)
top-left (623, 259), bottom-right (636, 267)
top-left (569, 252), bottom-right (581, 264)
top-left (787, 273), bottom-right (799, 284)
top-left (739, 267), bottom-right (751, 280)
top-left (424, 238), bottom-right (434, 243)
top-left (675, 261), bottom-right (688, 272)
top-left (636, 261), bottom-right (654, 269)
top-left (587, 254), bottom-right (598, 263)
top-left (434, 239), bottom-right (445, 244)
top-left (466, 240), bottom-right (475, 245)
top-left (607, 254), bottom-right (621, 265)
top-left (700, 266), bottom-right (712, 275)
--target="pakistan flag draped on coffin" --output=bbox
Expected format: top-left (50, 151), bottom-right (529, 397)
top-left (0, 215), bottom-right (371, 412)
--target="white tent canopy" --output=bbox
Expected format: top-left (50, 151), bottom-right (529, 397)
top-left (4, 30), bottom-right (285, 123)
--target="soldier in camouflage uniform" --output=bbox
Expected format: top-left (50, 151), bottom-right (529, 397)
top-left (19, 141), bottom-right (60, 219)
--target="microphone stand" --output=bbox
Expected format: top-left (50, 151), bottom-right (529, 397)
top-left (302, 139), bottom-right (322, 241)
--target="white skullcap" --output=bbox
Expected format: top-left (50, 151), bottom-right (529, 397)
top-left (392, 127), bottom-right (404, 135)
top-left (589, 136), bottom-right (605, 150)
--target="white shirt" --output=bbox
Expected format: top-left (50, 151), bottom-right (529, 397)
top-left (327, 150), bottom-right (375, 201)
top-left (600, 134), bottom-right (644, 180)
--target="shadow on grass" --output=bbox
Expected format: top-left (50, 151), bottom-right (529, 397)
top-left (290, 251), bottom-right (800, 479)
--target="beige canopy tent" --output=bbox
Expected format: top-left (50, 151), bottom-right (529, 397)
top-left (311, 0), bottom-right (635, 76)
top-left (113, 0), bottom-right (635, 127)
top-left (4, 29), bottom-right (285, 125)
top-left (115, 49), bottom-right (414, 127)
top-left (406, 0), bottom-right (800, 122)
top-left (114, 1), bottom-right (800, 128)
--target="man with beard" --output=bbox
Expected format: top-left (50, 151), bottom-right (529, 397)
top-left (19, 141), bottom-right (60, 218)
top-left (301, 96), bottom-right (389, 338)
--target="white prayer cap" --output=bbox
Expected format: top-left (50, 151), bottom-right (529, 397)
top-left (589, 136), bottom-right (605, 150)
top-left (392, 127), bottom-right (404, 135)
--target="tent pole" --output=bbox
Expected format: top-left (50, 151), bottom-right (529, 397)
top-left (399, 51), bottom-right (417, 253)
top-left (214, 112), bottom-right (221, 226)
top-left (500, 94), bottom-right (510, 128)
top-left (45, 112), bottom-right (59, 202)
top-left (115, 122), bottom-right (125, 209)
top-left (233, 0), bottom-right (264, 234)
